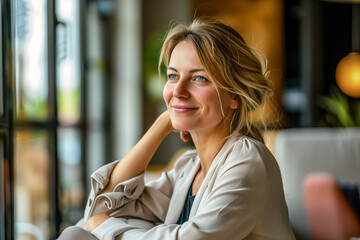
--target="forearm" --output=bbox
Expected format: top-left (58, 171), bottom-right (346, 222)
top-left (100, 112), bottom-right (172, 194)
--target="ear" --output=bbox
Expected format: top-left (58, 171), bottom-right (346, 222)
top-left (229, 95), bottom-right (238, 109)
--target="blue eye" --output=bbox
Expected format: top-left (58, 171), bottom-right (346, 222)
top-left (195, 76), bottom-right (207, 82)
top-left (168, 74), bottom-right (178, 80)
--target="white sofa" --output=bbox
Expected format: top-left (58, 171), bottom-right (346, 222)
top-left (274, 128), bottom-right (360, 240)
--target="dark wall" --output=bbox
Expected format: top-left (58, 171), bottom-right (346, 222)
top-left (283, 0), bottom-right (352, 128)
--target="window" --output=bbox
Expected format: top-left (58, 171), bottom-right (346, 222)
top-left (1, 0), bottom-right (15, 239)
top-left (0, 0), bottom-right (107, 239)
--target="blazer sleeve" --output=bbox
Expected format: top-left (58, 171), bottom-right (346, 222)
top-left (84, 160), bottom-right (176, 223)
top-left (91, 141), bottom-right (272, 240)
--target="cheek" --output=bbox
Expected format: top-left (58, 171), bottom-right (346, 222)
top-left (214, 87), bottom-right (233, 106)
top-left (197, 89), bottom-right (219, 106)
top-left (198, 88), bottom-right (233, 115)
top-left (219, 90), bottom-right (234, 108)
top-left (163, 84), bottom-right (172, 105)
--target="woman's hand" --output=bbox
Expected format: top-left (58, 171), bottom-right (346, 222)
top-left (82, 213), bottom-right (110, 232)
top-left (160, 110), bottom-right (190, 143)
top-left (180, 131), bottom-right (190, 142)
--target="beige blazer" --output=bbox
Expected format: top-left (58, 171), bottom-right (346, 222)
top-left (82, 136), bottom-right (296, 240)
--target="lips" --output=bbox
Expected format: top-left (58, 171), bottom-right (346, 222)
top-left (172, 105), bottom-right (197, 113)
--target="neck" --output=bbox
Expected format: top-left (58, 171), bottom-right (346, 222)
top-left (190, 122), bottom-right (230, 177)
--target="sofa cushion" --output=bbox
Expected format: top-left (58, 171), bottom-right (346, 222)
top-left (274, 128), bottom-right (360, 240)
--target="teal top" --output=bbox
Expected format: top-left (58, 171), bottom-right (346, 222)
top-left (176, 184), bottom-right (196, 224)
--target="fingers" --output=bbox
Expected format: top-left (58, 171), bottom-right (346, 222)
top-left (180, 131), bottom-right (190, 142)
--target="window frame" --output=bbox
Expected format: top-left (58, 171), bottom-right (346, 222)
top-left (1, 0), bottom-right (15, 239)
top-left (1, 0), bottom-right (90, 239)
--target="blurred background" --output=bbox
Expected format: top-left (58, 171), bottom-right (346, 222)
top-left (1, 0), bottom-right (359, 239)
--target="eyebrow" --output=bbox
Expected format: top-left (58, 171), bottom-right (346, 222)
top-left (167, 67), bottom-right (206, 73)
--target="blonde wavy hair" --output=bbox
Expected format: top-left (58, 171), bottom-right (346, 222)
top-left (158, 18), bottom-right (272, 143)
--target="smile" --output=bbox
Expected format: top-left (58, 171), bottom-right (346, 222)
top-left (172, 105), bottom-right (197, 113)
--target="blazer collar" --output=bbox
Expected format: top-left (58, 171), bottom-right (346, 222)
top-left (189, 136), bottom-right (237, 218)
top-left (164, 156), bottom-right (200, 224)
top-left (164, 137), bottom-right (238, 224)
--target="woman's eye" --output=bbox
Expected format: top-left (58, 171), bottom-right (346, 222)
top-left (168, 74), bottom-right (178, 80)
top-left (195, 76), bottom-right (207, 82)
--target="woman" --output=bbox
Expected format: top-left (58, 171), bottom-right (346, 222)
top-left (59, 18), bottom-right (295, 240)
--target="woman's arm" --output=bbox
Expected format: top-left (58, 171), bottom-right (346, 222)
top-left (100, 111), bottom-right (173, 194)
top-left (80, 111), bottom-right (174, 230)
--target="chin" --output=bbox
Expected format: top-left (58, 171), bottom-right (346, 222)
top-left (171, 121), bottom-right (192, 132)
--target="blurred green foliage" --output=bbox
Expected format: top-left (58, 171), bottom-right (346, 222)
top-left (319, 86), bottom-right (360, 127)
top-left (143, 30), bottom-right (167, 105)
top-left (20, 99), bottom-right (47, 120)
top-left (58, 88), bottom-right (80, 121)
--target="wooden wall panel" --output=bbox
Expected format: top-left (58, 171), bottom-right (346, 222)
top-left (193, 0), bottom-right (284, 125)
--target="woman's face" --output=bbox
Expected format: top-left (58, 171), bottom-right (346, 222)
top-left (163, 40), bottom-right (237, 134)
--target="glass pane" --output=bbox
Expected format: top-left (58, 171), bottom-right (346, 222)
top-left (0, 137), bottom-right (5, 239)
top-left (87, 125), bottom-right (106, 178)
top-left (14, 0), bottom-right (48, 120)
top-left (0, 5), bottom-right (3, 118)
top-left (56, 0), bottom-right (81, 124)
top-left (58, 128), bottom-right (84, 231)
top-left (86, 1), bottom-right (107, 176)
top-left (14, 130), bottom-right (50, 240)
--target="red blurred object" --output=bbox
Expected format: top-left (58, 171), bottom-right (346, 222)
top-left (303, 173), bottom-right (360, 240)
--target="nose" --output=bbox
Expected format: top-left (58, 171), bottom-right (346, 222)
top-left (173, 78), bottom-right (190, 99)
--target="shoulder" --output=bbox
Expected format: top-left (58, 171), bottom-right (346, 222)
top-left (208, 136), bottom-right (276, 199)
top-left (225, 136), bottom-right (273, 161)
top-left (218, 136), bottom-right (277, 177)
